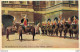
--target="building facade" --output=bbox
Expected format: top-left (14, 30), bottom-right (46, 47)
top-left (2, 1), bottom-right (78, 25)
top-left (33, 1), bottom-right (78, 23)
top-left (2, 1), bottom-right (34, 25)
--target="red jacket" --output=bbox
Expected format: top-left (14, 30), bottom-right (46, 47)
top-left (24, 20), bottom-right (27, 26)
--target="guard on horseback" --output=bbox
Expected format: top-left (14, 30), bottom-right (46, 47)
top-left (21, 15), bottom-right (28, 32)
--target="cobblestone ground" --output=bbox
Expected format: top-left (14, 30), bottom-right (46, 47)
top-left (2, 33), bottom-right (79, 48)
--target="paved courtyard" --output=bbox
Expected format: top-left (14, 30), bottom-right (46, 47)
top-left (2, 33), bottom-right (79, 48)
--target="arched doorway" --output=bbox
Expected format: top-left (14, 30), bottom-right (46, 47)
top-left (2, 15), bottom-right (14, 35)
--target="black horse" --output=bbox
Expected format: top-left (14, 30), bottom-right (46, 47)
top-left (63, 22), bottom-right (78, 39)
top-left (57, 23), bottom-right (63, 37)
top-left (63, 22), bottom-right (71, 38)
top-left (18, 25), bottom-right (35, 41)
top-left (70, 24), bottom-right (79, 39)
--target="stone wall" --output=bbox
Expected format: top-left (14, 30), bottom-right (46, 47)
top-left (62, 10), bottom-right (78, 20)
top-left (45, 11), bottom-right (62, 21)
top-left (8, 11), bottom-right (34, 23)
top-left (34, 13), bottom-right (42, 24)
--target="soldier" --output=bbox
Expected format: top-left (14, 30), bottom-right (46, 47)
top-left (58, 19), bottom-right (60, 24)
top-left (23, 16), bottom-right (27, 27)
top-left (72, 16), bottom-right (78, 38)
top-left (51, 20), bottom-right (54, 25)
top-left (73, 16), bottom-right (77, 24)
top-left (22, 15), bottom-right (28, 32)
top-left (48, 21), bottom-right (50, 25)
top-left (47, 21), bottom-right (52, 35)
top-left (68, 17), bottom-right (71, 24)
top-left (54, 20), bottom-right (58, 36)
top-left (58, 19), bottom-right (63, 37)
top-left (62, 18), bottom-right (65, 24)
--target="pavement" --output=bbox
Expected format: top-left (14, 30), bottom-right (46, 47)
top-left (2, 33), bottom-right (79, 48)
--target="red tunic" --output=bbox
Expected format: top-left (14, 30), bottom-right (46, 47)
top-left (68, 21), bottom-right (71, 24)
top-left (75, 20), bottom-right (77, 24)
top-left (24, 20), bottom-right (27, 26)
top-left (52, 22), bottom-right (54, 25)
top-left (55, 22), bottom-right (56, 25)
top-left (48, 22), bottom-right (50, 25)
top-left (45, 23), bottom-right (47, 26)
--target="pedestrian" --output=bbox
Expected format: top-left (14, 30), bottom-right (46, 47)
top-left (39, 24), bottom-right (42, 35)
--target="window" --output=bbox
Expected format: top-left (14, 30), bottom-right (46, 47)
top-left (2, 1), bottom-right (9, 4)
top-left (20, 1), bottom-right (23, 4)
top-left (51, 1), bottom-right (54, 5)
top-left (69, 0), bottom-right (76, 4)
top-left (36, 1), bottom-right (40, 5)
top-left (27, 1), bottom-right (30, 5)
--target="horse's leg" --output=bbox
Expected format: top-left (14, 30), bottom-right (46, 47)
top-left (72, 32), bottom-right (73, 38)
top-left (61, 31), bottom-right (62, 37)
top-left (21, 30), bottom-right (22, 41)
top-left (60, 30), bottom-right (62, 37)
top-left (69, 30), bottom-right (71, 38)
top-left (64, 33), bottom-right (66, 38)
top-left (6, 29), bottom-right (9, 40)
top-left (21, 34), bottom-right (22, 41)
top-left (51, 30), bottom-right (53, 36)
top-left (19, 30), bottom-right (22, 41)
top-left (42, 30), bottom-right (44, 34)
top-left (55, 29), bottom-right (58, 36)
top-left (64, 30), bottom-right (66, 38)
top-left (19, 35), bottom-right (20, 40)
top-left (33, 29), bottom-right (35, 41)
top-left (69, 30), bottom-right (72, 38)
top-left (50, 30), bottom-right (51, 36)
top-left (77, 33), bottom-right (78, 40)
top-left (33, 35), bottom-right (34, 41)
top-left (56, 31), bottom-right (58, 36)
top-left (49, 31), bottom-right (50, 36)
top-left (7, 34), bottom-right (9, 40)
top-left (46, 30), bottom-right (47, 35)
top-left (45, 30), bottom-right (47, 35)
top-left (60, 31), bottom-right (62, 37)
